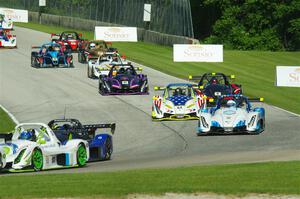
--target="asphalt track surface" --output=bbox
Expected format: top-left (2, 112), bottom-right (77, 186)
top-left (0, 27), bottom-right (300, 174)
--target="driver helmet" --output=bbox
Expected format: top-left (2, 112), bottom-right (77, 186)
top-left (210, 77), bottom-right (219, 84)
top-left (67, 34), bottom-right (73, 39)
top-left (227, 100), bottom-right (236, 107)
top-left (90, 43), bottom-right (96, 49)
top-left (54, 46), bottom-right (60, 52)
top-left (174, 88), bottom-right (182, 96)
top-left (19, 130), bottom-right (34, 141)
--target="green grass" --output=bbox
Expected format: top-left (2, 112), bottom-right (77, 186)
top-left (0, 107), bottom-right (15, 132)
top-left (15, 22), bottom-right (300, 114)
top-left (1, 161), bottom-right (300, 198)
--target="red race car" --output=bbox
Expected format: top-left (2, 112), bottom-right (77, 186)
top-left (51, 31), bottom-right (85, 52)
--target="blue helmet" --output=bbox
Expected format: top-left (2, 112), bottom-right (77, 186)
top-left (19, 130), bottom-right (34, 141)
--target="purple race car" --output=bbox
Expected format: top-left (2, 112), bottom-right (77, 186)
top-left (98, 64), bottom-right (149, 95)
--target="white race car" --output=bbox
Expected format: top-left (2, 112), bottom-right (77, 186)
top-left (0, 123), bottom-right (89, 172)
top-left (198, 95), bottom-right (265, 135)
top-left (152, 83), bottom-right (205, 121)
top-left (0, 147), bottom-right (6, 171)
top-left (0, 14), bottom-right (13, 29)
top-left (0, 29), bottom-right (16, 48)
top-left (87, 52), bottom-right (127, 78)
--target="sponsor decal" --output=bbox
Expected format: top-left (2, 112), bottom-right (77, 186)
top-left (173, 44), bottom-right (223, 62)
top-left (95, 27), bottom-right (137, 42)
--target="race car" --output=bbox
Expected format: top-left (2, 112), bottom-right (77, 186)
top-left (0, 123), bottom-right (89, 172)
top-left (0, 14), bottom-right (13, 29)
top-left (51, 31), bottom-right (85, 52)
top-left (31, 43), bottom-right (73, 68)
top-left (152, 83), bottom-right (206, 121)
top-left (98, 64), bottom-right (149, 95)
top-left (189, 72), bottom-right (242, 105)
top-left (197, 95), bottom-right (265, 135)
top-left (78, 40), bottom-right (118, 63)
top-left (87, 52), bottom-right (127, 78)
top-left (0, 29), bottom-right (16, 48)
top-left (0, 147), bottom-right (6, 171)
top-left (48, 119), bottom-right (115, 161)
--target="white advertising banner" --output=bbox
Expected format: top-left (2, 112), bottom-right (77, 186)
top-left (173, 44), bottom-right (223, 62)
top-left (276, 66), bottom-right (300, 87)
top-left (0, 8), bottom-right (28, 22)
top-left (95, 27), bottom-right (137, 42)
top-left (143, 4), bottom-right (151, 22)
top-left (39, 0), bottom-right (46, 6)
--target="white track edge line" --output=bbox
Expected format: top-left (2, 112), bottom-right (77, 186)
top-left (0, 104), bottom-right (19, 125)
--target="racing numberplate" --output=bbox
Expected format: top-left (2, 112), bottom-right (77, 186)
top-left (0, 138), bottom-right (4, 144)
top-left (122, 81), bottom-right (129, 85)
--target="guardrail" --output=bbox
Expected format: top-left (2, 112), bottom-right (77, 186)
top-left (29, 11), bottom-right (199, 46)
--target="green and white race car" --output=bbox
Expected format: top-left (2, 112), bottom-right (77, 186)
top-left (0, 123), bottom-right (89, 172)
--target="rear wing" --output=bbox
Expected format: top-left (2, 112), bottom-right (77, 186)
top-left (154, 86), bottom-right (166, 91)
top-left (0, 133), bottom-right (13, 142)
top-left (188, 73), bottom-right (236, 81)
top-left (82, 123), bottom-right (116, 134)
top-left (248, 97), bottom-right (264, 102)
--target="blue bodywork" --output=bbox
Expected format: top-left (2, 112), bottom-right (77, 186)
top-left (32, 43), bottom-right (73, 67)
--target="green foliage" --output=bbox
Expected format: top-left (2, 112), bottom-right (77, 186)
top-left (204, 0), bottom-right (300, 51)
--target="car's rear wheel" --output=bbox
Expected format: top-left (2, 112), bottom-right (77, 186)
top-left (99, 82), bottom-right (105, 95)
top-left (31, 56), bottom-right (35, 67)
top-left (77, 144), bottom-right (87, 167)
top-left (78, 53), bottom-right (82, 63)
top-left (32, 148), bottom-right (43, 171)
top-left (103, 136), bottom-right (112, 160)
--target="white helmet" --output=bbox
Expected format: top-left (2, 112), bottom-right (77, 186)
top-left (90, 43), bottom-right (96, 49)
top-left (227, 100), bottom-right (236, 107)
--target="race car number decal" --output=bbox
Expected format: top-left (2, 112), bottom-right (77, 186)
top-left (122, 81), bottom-right (128, 85)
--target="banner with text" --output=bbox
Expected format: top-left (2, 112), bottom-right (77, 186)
top-left (95, 27), bottom-right (137, 42)
top-left (276, 66), bottom-right (300, 87)
top-left (0, 8), bottom-right (28, 22)
top-left (173, 44), bottom-right (223, 62)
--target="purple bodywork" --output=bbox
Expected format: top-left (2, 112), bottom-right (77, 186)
top-left (99, 64), bottom-right (149, 95)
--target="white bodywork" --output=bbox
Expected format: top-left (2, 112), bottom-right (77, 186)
top-left (0, 123), bottom-right (89, 171)
top-left (87, 52), bottom-right (127, 78)
top-left (0, 34), bottom-right (16, 47)
top-left (198, 104), bottom-right (265, 134)
top-left (0, 17), bottom-right (13, 29)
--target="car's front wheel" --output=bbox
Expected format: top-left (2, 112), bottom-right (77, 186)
top-left (77, 144), bottom-right (87, 167)
top-left (32, 148), bottom-right (43, 171)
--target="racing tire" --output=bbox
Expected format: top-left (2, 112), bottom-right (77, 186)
top-left (98, 82), bottom-right (106, 95)
top-left (78, 53), bottom-right (82, 63)
top-left (87, 65), bottom-right (92, 78)
top-left (77, 143), bottom-right (87, 167)
top-left (31, 148), bottom-right (43, 171)
top-left (103, 136), bottom-right (112, 160)
top-left (31, 56), bottom-right (36, 68)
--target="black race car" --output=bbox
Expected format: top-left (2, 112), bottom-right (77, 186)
top-left (98, 64), bottom-right (149, 95)
top-left (48, 119), bottom-right (115, 161)
top-left (189, 72), bottom-right (242, 105)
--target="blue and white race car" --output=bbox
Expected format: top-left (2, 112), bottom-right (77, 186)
top-left (48, 119), bottom-right (115, 162)
top-left (198, 95), bottom-right (265, 135)
top-left (31, 43), bottom-right (73, 68)
top-left (0, 29), bottom-right (16, 48)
